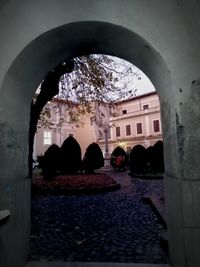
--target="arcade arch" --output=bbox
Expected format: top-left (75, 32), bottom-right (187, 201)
top-left (0, 21), bottom-right (172, 267)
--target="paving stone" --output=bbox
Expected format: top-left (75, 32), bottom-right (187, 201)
top-left (29, 171), bottom-right (169, 264)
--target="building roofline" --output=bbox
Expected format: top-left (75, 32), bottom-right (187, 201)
top-left (35, 90), bottom-right (157, 106)
top-left (115, 91), bottom-right (157, 104)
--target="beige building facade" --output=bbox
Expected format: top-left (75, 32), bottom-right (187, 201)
top-left (34, 92), bottom-right (162, 159)
top-left (34, 100), bottom-right (99, 159)
top-left (33, 100), bottom-right (76, 158)
top-left (105, 92), bottom-right (162, 153)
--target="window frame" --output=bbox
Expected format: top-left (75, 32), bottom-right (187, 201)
top-left (143, 104), bottom-right (149, 110)
top-left (90, 117), bottom-right (94, 126)
top-left (136, 122), bottom-right (143, 134)
top-left (153, 119), bottom-right (160, 132)
top-left (43, 131), bottom-right (52, 145)
top-left (116, 126), bottom-right (121, 137)
top-left (126, 124), bottom-right (131, 136)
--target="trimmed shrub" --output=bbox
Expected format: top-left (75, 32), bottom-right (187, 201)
top-left (37, 155), bottom-right (44, 169)
top-left (149, 140), bottom-right (165, 173)
top-left (110, 146), bottom-right (128, 170)
top-left (129, 144), bottom-right (147, 174)
top-left (42, 144), bottom-right (61, 180)
top-left (60, 135), bottom-right (82, 173)
top-left (83, 142), bottom-right (104, 173)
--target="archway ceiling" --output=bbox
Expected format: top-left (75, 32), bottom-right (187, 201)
top-left (2, 21), bottom-right (170, 102)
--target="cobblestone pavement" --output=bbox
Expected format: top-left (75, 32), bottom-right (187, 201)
top-left (29, 170), bottom-right (169, 264)
top-left (25, 262), bottom-right (170, 267)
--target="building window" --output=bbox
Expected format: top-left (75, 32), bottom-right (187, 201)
top-left (153, 120), bottom-right (160, 132)
top-left (126, 125), bottom-right (131, 136)
top-left (143, 104), bottom-right (149, 110)
top-left (122, 109), bottom-right (127, 114)
top-left (116, 126), bottom-right (120, 137)
top-left (136, 123), bottom-right (142, 134)
top-left (90, 118), bottom-right (94, 126)
top-left (44, 131), bottom-right (52, 145)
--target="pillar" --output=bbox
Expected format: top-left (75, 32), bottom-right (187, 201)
top-left (163, 79), bottom-right (200, 267)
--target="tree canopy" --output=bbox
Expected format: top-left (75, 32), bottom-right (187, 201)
top-left (37, 54), bottom-right (140, 128)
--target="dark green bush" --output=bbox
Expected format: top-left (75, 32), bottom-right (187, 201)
top-left (83, 142), bottom-right (104, 173)
top-left (149, 140), bottom-right (164, 173)
top-left (60, 135), bottom-right (82, 173)
top-left (129, 144), bottom-right (147, 174)
top-left (42, 144), bottom-right (61, 180)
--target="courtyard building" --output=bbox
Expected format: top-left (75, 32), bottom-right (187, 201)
top-left (34, 92), bottom-right (162, 158)
top-left (97, 91), bottom-right (162, 154)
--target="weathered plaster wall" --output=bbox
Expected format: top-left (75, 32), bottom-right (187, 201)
top-left (0, 1), bottom-right (200, 266)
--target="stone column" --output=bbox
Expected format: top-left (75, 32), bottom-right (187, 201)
top-left (0, 123), bottom-right (31, 267)
top-left (176, 80), bottom-right (200, 267)
top-left (163, 80), bottom-right (200, 267)
top-left (104, 128), bottom-right (110, 166)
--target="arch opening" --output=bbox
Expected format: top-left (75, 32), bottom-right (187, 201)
top-left (0, 21), bottom-right (172, 266)
top-left (30, 52), bottom-right (167, 263)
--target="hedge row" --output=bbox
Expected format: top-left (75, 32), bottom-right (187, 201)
top-left (129, 141), bottom-right (164, 174)
top-left (38, 136), bottom-right (104, 180)
top-left (110, 141), bottom-right (164, 174)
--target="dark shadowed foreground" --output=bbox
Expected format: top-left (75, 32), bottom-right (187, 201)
top-left (30, 171), bottom-right (169, 264)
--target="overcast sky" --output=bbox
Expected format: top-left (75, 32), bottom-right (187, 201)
top-left (110, 55), bottom-right (156, 97)
top-left (132, 71), bottom-right (155, 96)
top-left (37, 55), bottom-right (156, 100)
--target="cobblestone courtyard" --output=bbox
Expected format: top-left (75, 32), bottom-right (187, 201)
top-left (30, 171), bottom-right (169, 264)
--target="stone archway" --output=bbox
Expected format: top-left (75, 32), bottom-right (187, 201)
top-left (0, 2), bottom-right (200, 267)
top-left (0, 20), bottom-right (172, 267)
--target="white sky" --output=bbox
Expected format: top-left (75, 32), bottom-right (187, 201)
top-left (36, 55), bottom-right (156, 99)
top-left (131, 71), bottom-right (156, 96)
top-left (108, 55), bottom-right (156, 97)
